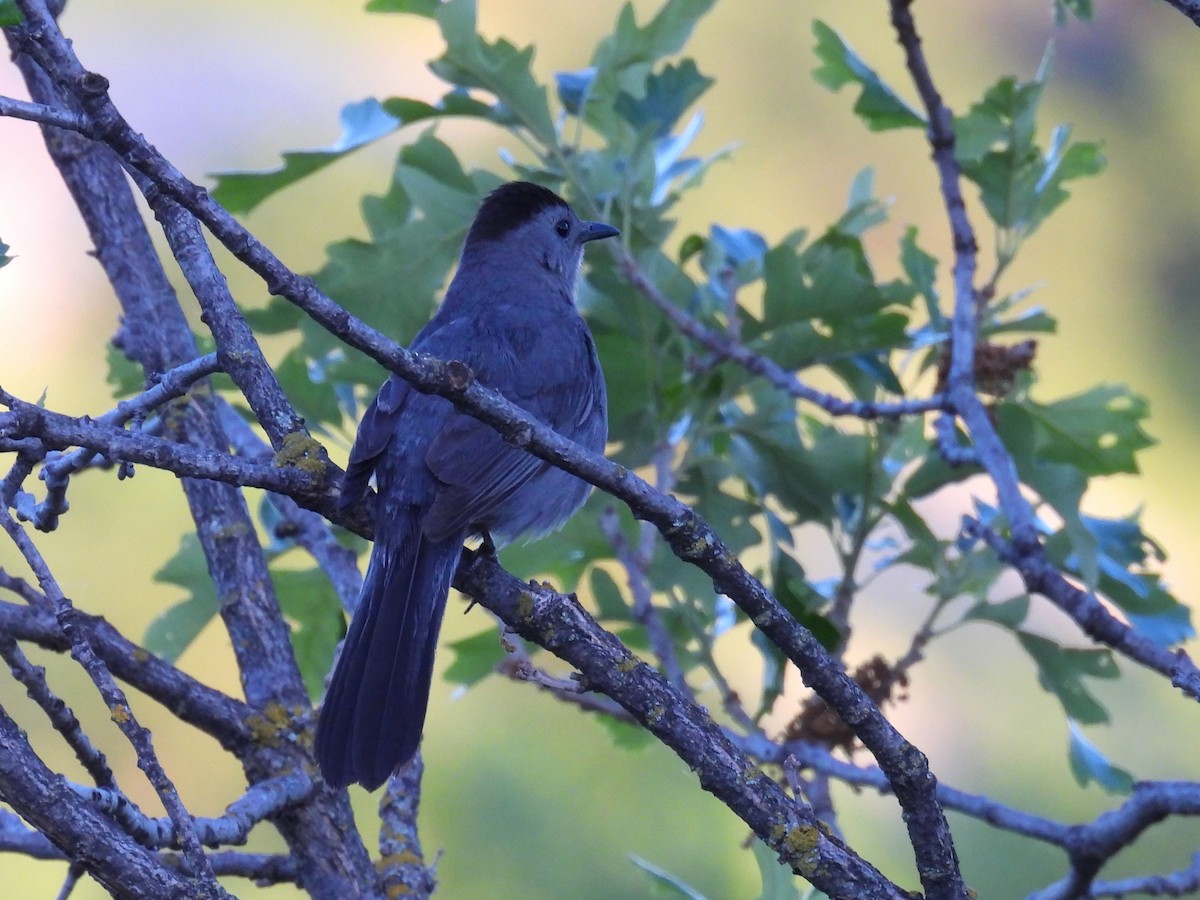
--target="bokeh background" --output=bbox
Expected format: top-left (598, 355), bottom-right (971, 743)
top-left (3, 1), bottom-right (1200, 896)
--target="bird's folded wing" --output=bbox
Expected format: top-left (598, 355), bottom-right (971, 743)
top-left (338, 374), bottom-right (412, 512)
top-left (421, 413), bottom-right (546, 540)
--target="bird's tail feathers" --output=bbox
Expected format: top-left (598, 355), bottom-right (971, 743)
top-left (315, 511), bottom-right (461, 789)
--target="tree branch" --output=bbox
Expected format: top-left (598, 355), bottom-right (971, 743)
top-left (70, 772), bottom-right (313, 851)
top-left (0, 390), bottom-right (325, 502)
top-left (5, 7), bottom-right (378, 894)
top-left (0, 92), bottom-right (88, 131)
top-left (454, 548), bottom-right (909, 897)
top-left (0, 702), bottom-right (219, 899)
top-left (0, 509), bottom-right (221, 885)
top-left (614, 248), bottom-right (946, 420)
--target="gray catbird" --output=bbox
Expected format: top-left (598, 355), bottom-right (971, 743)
top-left (315, 181), bottom-right (618, 789)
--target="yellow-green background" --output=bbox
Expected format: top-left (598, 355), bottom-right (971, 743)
top-left (2, 1), bottom-right (1199, 896)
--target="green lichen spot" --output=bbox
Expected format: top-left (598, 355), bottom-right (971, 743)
top-left (616, 657), bottom-right (638, 674)
top-left (273, 431), bottom-right (329, 480)
top-left (375, 850), bottom-right (423, 871)
top-left (246, 702), bottom-right (297, 748)
top-left (213, 521), bottom-right (251, 541)
top-left (781, 824), bottom-right (820, 874)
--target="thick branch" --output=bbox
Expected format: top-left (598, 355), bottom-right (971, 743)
top-left (0, 598), bottom-right (253, 751)
top-left (6, 8), bottom-right (377, 894)
top-left (454, 548), bottom-right (907, 896)
top-left (0, 703), bottom-right (215, 899)
top-left (0, 391), bottom-right (325, 501)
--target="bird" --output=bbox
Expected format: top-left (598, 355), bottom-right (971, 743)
top-left (314, 181), bottom-right (619, 789)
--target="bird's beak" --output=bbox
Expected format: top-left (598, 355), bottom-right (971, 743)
top-left (581, 221), bottom-right (621, 243)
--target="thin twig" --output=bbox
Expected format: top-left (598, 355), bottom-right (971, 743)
top-left (0, 92), bottom-right (88, 131)
top-left (0, 633), bottom-right (114, 788)
top-left (0, 510), bottom-right (221, 886)
top-left (615, 248), bottom-right (946, 420)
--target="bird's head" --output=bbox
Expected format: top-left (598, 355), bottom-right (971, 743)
top-left (461, 182), bottom-right (620, 283)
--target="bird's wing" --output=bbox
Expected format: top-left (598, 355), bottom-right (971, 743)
top-left (417, 312), bottom-right (599, 541)
top-left (338, 374), bottom-right (412, 513)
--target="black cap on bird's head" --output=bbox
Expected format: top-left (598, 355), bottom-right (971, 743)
top-left (465, 181), bottom-right (620, 249)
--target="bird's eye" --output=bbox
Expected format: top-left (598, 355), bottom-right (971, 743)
top-left (555, 218), bottom-right (571, 238)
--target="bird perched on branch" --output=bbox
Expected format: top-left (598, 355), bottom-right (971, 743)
top-left (315, 181), bottom-right (618, 789)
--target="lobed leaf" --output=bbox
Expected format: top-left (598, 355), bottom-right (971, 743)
top-left (1018, 632), bottom-right (1117, 724)
top-left (430, 0), bottom-right (555, 144)
top-left (1067, 721), bottom-right (1133, 793)
top-left (145, 535), bottom-right (219, 662)
top-left (444, 628), bottom-right (506, 687)
top-left (211, 99), bottom-right (401, 214)
top-left (811, 21), bottom-right (924, 131)
top-left (273, 568), bottom-right (346, 697)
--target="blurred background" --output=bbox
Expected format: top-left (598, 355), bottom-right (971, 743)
top-left (3, 0), bottom-right (1200, 896)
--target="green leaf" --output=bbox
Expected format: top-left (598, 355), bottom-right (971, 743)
top-left (677, 233), bottom-right (705, 264)
top-left (1015, 385), bottom-right (1154, 477)
top-left (274, 346), bottom-right (343, 428)
top-left (811, 21), bottom-right (924, 131)
top-left (1053, 0), bottom-right (1093, 25)
top-left (629, 855), bottom-right (709, 900)
top-left (444, 628), bottom-right (506, 687)
top-left (106, 344), bottom-right (144, 399)
top-left (211, 98), bottom-right (401, 214)
top-left (380, 91), bottom-right (504, 131)
top-left (594, 714), bottom-right (654, 750)
top-left (955, 71), bottom-right (1103, 248)
top-left (1067, 721), bottom-right (1133, 793)
top-left (963, 595), bottom-right (1030, 629)
top-left (1048, 512), bottom-right (1195, 647)
top-left (242, 296), bottom-right (304, 335)
top-left (751, 838), bottom-right (802, 900)
top-left (0, 0), bottom-right (22, 26)
top-left (993, 402), bottom-right (1095, 583)
top-left (563, 0), bottom-right (716, 144)
top-left (954, 76), bottom-right (1041, 165)
top-left (145, 535), bottom-right (218, 662)
top-left (904, 424), bottom-right (982, 499)
top-left (293, 134), bottom-right (481, 397)
top-left (1017, 632), bottom-right (1117, 724)
top-left (836, 167), bottom-right (888, 236)
top-left (679, 462), bottom-right (763, 558)
top-left (900, 226), bottom-right (941, 325)
top-left (615, 58), bottom-right (713, 138)
top-left (731, 417), bottom-right (871, 526)
top-left (1103, 572), bottom-right (1193, 648)
top-left (589, 567), bottom-right (631, 621)
top-left (750, 629), bottom-right (786, 720)
top-left (1023, 128), bottom-right (1105, 236)
top-left (771, 553), bottom-right (840, 651)
top-left (365, 0), bottom-right (438, 14)
top-left (273, 568), bottom-right (345, 697)
top-left (762, 231), bottom-right (901, 330)
top-left (0, 237), bottom-right (11, 268)
top-left (928, 545), bottom-right (1006, 605)
top-left (555, 68), bottom-right (596, 116)
top-left (144, 596), bottom-right (215, 664)
top-left (430, 0), bottom-right (555, 144)
top-left (593, 0), bottom-right (718, 71)
top-left (498, 492), bottom-right (616, 591)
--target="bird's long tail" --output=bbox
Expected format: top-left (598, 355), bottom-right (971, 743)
top-left (315, 510), bottom-right (462, 789)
